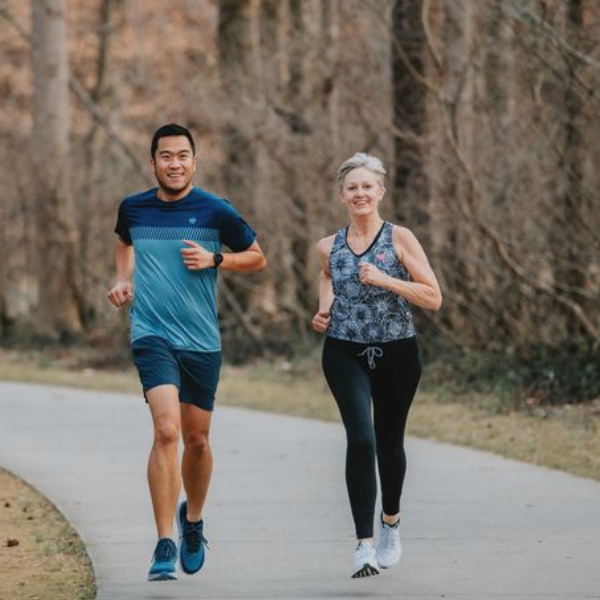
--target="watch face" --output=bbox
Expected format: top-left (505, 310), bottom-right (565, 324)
top-left (214, 252), bottom-right (224, 267)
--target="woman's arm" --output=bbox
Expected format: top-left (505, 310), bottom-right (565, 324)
top-left (312, 236), bottom-right (335, 333)
top-left (359, 226), bottom-right (442, 311)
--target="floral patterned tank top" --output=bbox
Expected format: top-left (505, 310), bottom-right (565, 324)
top-left (327, 221), bottom-right (416, 343)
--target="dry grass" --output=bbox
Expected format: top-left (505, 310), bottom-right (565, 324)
top-left (1, 349), bottom-right (599, 483)
top-left (0, 468), bottom-right (95, 600)
top-left (408, 393), bottom-right (600, 480)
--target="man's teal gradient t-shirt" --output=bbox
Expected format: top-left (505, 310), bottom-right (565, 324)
top-left (115, 187), bottom-right (256, 352)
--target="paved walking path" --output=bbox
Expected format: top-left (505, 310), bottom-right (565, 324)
top-left (1, 381), bottom-right (599, 599)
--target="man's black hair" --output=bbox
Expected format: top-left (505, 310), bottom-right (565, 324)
top-left (150, 123), bottom-right (196, 158)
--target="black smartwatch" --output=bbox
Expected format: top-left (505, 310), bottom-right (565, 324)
top-left (213, 252), bottom-right (224, 268)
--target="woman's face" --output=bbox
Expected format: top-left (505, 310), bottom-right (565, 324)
top-left (339, 167), bottom-right (385, 218)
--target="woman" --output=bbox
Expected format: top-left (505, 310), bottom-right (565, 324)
top-left (312, 153), bottom-right (442, 578)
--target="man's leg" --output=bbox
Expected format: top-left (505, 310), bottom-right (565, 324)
top-left (147, 384), bottom-right (182, 538)
top-left (175, 350), bottom-right (219, 575)
top-left (176, 404), bottom-right (212, 575)
top-left (180, 404), bottom-right (213, 521)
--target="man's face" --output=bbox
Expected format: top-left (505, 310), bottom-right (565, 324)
top-left (152, 135), bottom-right (197, 196)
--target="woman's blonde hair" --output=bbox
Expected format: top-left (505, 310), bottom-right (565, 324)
top-left (337, 152), bottom-right (386, 190)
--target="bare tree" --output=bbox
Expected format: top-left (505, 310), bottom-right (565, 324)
top-left (391, 0), bottom-right (429, 239)
top-left (0, 197), bottom-right (7, 335)
top-left (31, 0), bottom-right (82, 338)
top-left (553, 0), bottom-right (586, 337)
top-left (217, 0), bottom-right (260, 213)
top-left (77, 0), bottom-right (120, 325)
top-left (0, 0), bottom-right (597, 394)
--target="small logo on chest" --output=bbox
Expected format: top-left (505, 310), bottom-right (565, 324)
top-left (376, 253), bottom-right (386, 263)
top-left (189, 217), bottom-right (197, 225)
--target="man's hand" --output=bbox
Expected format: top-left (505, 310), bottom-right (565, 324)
top-left (359, 262), bottom-right (388, 288)
top-left (312, 310), bottom-right (331, 334)
top-left (108, 281), bottom-right (134, 307)
top-left (181, 240), bottom-right (215, 270)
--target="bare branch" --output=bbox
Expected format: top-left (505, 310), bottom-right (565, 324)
top-left (506, 3), bottom-right (600, 74)
top-left (370, 6), bottom-right (443, 98)
top-left (440, 103), bottom-right (600, 342)
top-left (0, 2), bottom-right (152, 186)
top-left (422, 0), bottom-right (443, 72)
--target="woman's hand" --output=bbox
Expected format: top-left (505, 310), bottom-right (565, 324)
top-left (359, 262), bottom-right (388, 288)
top-left (312, 310), bottom-right (331, 333)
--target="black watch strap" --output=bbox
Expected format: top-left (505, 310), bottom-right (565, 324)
top-left (213, 252), bottom-right (224, 268)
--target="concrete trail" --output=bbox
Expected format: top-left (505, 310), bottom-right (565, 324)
top-left (1, 381), bottom-right (599, 599)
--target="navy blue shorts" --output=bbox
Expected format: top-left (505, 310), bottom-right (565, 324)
top-left (131, 336), bottom-right (222, 411)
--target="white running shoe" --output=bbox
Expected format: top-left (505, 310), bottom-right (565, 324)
top-left (377, 516), bottom-right (402, 568)
top-left (352, 540), bottom-right (380, 578)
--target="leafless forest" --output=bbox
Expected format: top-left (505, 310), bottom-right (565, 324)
top-left (0, 0), bottom-right (598, 402)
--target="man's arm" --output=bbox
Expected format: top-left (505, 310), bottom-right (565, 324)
top-left (181, 240), bottom-right (267, 273)
top-left (107, 238), bottom-right (135, 307)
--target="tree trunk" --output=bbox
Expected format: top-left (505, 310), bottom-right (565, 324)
top-left (286, 0), bottom-right (313, 317)
top-left (320, 0), bottom-right (341, 173)
top-left (255, 0), bottom-right (297, 316)
top-left (217, 0), bottom-right (260, 213)
top-left (0, 199), bottom-right (7, 336)
top-left (431, 0), bottom-right (484, 343)
top-left (391, 0), bottom-right (429, 239)
top-left (555, 0), bottom-right (586, 338)
top-left (218, 0), bottom-right (281, 338)
top-left (78, 0), bottom-right (118, 326)
top-left (32, 0), bottom-right (82, 339)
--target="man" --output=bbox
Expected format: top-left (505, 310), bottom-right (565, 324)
top-left (108, 123), bottom-right (266, 581)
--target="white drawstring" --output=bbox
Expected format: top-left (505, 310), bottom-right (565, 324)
top-left (358, 346), bottom-right (383, 369)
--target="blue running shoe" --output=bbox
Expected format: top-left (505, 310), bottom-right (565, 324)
top-left (177, 500), bottom-right (208, 575)
top-left (148, 538), bottom-right (177, 581)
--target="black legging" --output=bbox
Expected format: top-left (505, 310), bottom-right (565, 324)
top-left (322, 335), bottom-right (422, 539)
